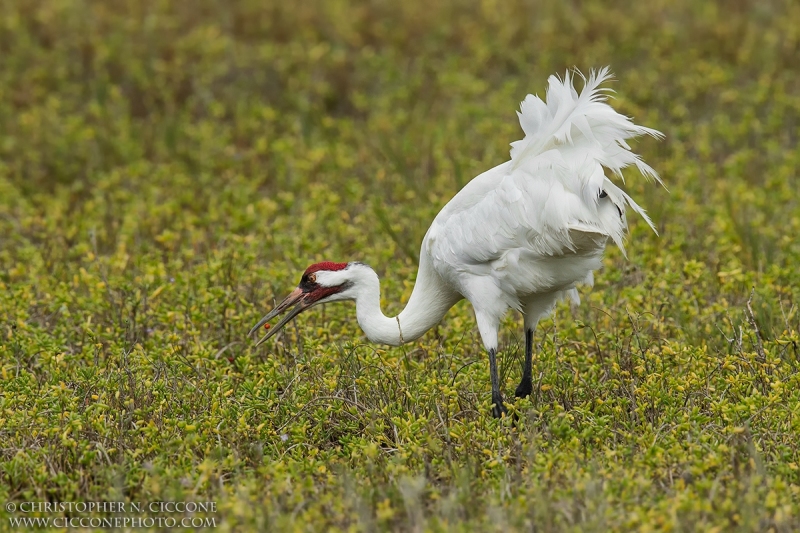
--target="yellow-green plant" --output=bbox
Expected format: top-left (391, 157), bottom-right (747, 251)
top-left (1, 0), bottom-right (799, 530)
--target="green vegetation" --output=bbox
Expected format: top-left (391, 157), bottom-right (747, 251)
top-left (1, 0), bottom-right (799, 530)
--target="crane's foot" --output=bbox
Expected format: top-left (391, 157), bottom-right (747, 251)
top-left (514, 375), bottom-right (533, 399)
top-left (491, 392), bottom-right (508, 418)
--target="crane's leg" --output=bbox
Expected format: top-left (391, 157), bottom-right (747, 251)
top-left (514, 328), bottom-right (534, 399)
top-left (474, 307), bottom-right (507, 418)
top-left (516, 294), bottom-right (559, 401)
top-left (488, 347), bottom-right (507, 418)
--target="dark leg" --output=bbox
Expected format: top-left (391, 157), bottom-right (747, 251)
top-left (515, 328), bottom-right (534, 399)
top-left (489, 348), bottom-right (507, 418)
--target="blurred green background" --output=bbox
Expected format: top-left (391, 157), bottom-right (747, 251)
top-left (1, 0), bottom-right (799, 530)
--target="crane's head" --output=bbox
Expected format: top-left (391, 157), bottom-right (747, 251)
top-left (248, 261), bottom-right (360, 347)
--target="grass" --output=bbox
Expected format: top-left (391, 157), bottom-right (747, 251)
top-left (1, 0), bottom-right (800, 530)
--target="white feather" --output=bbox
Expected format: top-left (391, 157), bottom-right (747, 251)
top-left (425, 67), bottom-right (663, 328)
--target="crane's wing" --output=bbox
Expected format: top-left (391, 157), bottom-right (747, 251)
top-left (425, 68), bottom-right (662, 304)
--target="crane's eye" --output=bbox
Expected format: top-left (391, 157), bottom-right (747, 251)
top-left (308, 273), bottom-right (316, 283)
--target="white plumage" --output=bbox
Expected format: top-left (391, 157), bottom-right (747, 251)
top-left (250, 68), bottom-right (663, 417)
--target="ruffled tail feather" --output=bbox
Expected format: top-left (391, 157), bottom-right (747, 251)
top-left (509, 68), bottom-right (663, 239)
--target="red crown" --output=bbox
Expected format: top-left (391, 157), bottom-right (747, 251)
top-left (304, 262), bottom-right (349, 275)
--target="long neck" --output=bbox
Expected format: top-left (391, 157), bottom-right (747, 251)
top-left (354, 253), bottom-right (461, 346)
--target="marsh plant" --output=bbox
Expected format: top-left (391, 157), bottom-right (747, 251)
top-left (1, 0), bottom-right (799, 531)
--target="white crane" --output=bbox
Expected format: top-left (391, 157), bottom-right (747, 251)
top-left (249, 68), bottom-right (663, 417)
